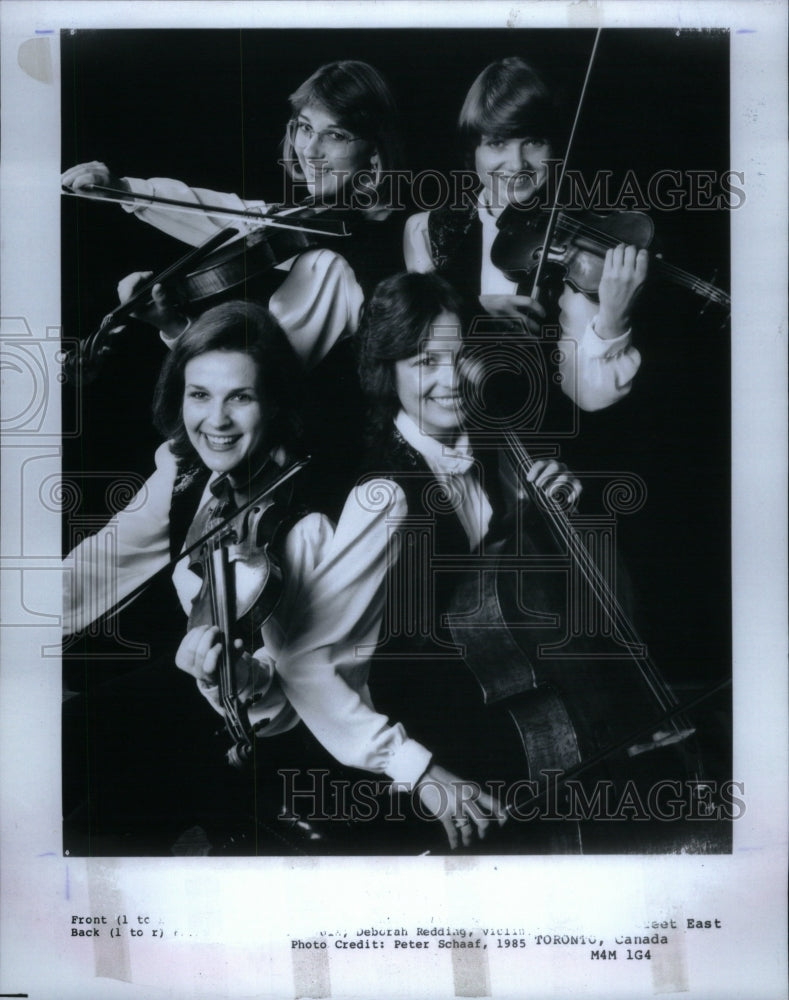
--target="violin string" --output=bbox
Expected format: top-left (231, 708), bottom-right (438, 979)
top-left (500, 427), bottom-right (682, 717)
top-left (77, 227), bottom-right (240, 372)
top-left (206, 518), bottom-right (253, 745)
top-left (551, 216), bottom-right (730, 306)
top-left (529, 28), bottom-right (602, 296)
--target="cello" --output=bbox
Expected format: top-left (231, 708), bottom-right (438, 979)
top-left (443, 429), bottom-right (721, 854)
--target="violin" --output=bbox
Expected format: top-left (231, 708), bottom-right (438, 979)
top-left (61, 185), bottom-right (351, 383)
top-left (491, 205), bottom-right (731, 311)
top-left (65, 454), bottom-right (309, 766)
top-left (181, 458), bottom-right (308, 768)
top-left (485, 29), bottom-right (728, 320)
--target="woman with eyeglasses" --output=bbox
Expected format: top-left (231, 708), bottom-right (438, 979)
top-left (62, 60), bottom-right (405, 513)
top-left (404, 56), bottom-right (647, 414)
top-left (63, 60), bottom-right (403, 345)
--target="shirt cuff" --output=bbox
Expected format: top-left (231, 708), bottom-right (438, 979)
top-left (120, 177), bottom-right (153, 211)
top-left (384, 738), bottom-right (433, 789)
top-left (158, 316), bottom-right (191, 350)
top-left (585, 316), bottom-right (633, 357)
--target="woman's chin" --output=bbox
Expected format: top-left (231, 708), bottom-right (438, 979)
top-left (305, 173), bottom-right (345, 205)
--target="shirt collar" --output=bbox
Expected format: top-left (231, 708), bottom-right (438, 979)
top-left (208, 445), bottom-right (289, 510)
top-left (477, 188), bottom-right (503, 223)
top-left (395, 410), bottom-right (474, 476)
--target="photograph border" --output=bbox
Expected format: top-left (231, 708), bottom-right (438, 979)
top-left (1, 2), bottom-right (786, 998)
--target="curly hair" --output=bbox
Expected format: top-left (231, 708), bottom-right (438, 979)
top-left (152, 300), bottom-right (307, 466)
top-left (357, 272), bottom-right (474, 447)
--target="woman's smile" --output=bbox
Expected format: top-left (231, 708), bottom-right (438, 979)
top-left (475, 136), bottom-right (553, 211)
top-left (182, 351), bottom-right (268, 476)
top-left (292, 103), bottom-right (373, 201)
top-left (427, 392), bottom-right (461, 410)
top-left (394, 312), bottom-right (465, 443)
top-left (201, 431), bottom-right (244, 451)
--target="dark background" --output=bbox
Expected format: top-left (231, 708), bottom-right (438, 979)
top-left (60, 28), bottom-right (732, 817)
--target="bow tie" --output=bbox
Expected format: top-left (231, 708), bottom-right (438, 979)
top-left (209, 456), bottom-right (278, 511)
top-left (432, 445), bottom-right (474, 477)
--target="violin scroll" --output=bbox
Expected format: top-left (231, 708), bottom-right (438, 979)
top-left (62, 227), bottom-right (241, 386)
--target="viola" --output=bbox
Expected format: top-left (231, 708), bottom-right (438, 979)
top-left (491, 205), bottom-right (731, 311)
top-left (61, 186), bottom-right (351, 383)
top-left (182, 458), bottom-right (308, 768)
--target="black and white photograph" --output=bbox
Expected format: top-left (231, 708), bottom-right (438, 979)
top-left (0, 2), bottom-right (786, 998)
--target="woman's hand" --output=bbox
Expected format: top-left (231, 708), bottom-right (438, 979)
top-left (595, 243), bottom-right (649, 340)
top-left (175, 625), bottom-right (265, 688)
top-left (479, 294), bottom-right (546, 336)
top-left (117, 271), bottom-right (188, 339)
top-left (526, 458), bottom-right (582, 507)
top-left (61, 161), bottom-right (130, 198)
top-left (175, 625), bottom-right (227, 685)
top-left (415, 763), bottom-right (506, 850)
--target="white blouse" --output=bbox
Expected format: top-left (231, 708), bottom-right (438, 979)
top-left (63, 441), bottom-right (432, 787)
top-left (403, 205), bottom-right (642, 412)
top-left (122, 176), bottom-right (364, 369)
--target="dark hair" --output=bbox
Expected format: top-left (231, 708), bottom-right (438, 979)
top-left (281, 60), bottom-right (403, 195)
top-left (458, 57), bottom-right (563, 166)
top-left (153, 300), bottom-right (307, 465)
top-left (357, 272), bottom-right (473, 444)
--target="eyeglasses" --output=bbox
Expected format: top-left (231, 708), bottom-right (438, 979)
top-left (287, 119), bottom-right (366, 155)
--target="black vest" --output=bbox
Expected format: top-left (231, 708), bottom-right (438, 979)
top-left (427, 202), bottom-right (483, 296)
top-left (363, 428), bottom-right (524, 782)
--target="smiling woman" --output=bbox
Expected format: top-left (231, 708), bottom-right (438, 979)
top-left (287, 107), bottom-right (373, 203)
top-left (61, 60), bottom-right (407, 518)
top-left (182, 353), bottom-right (268, 473)
top-left (281, 59), bottom-right (401, 210)
top-left (64, 300), bottom-right (492, 855)
top-left (393, 312), bottom-right (465, 442)
top-left (404, 56), bottom-right (647, 416)
top-left (61, 59), bottom-right (404, 352)
top-left (62, 301), bottom-right (320, 851)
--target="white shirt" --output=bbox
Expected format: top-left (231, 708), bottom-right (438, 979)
top-left (394, 410), bottom-right (492, 551)
top-left (122, 176), bottom-right (364, 370)
top-left (403, 204), bottom-right (642, 412)
top-left (63, 441), bottom-right (432, 787)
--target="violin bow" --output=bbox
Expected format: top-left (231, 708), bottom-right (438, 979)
top-left (61, 183), bottom-right (352, 237)
top-left (62, 455), bottom-right (310, 639)
top-left (528, 28), bottom-right (602, 298)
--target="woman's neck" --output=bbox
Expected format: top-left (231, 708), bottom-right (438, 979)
top-left (395, 410), bottom-right (466, 452)
top-left (226, 445), bottom-right (278, 498)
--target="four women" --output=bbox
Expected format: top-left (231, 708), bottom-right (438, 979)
top-left (62, 54), bottom-right (698, 854)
